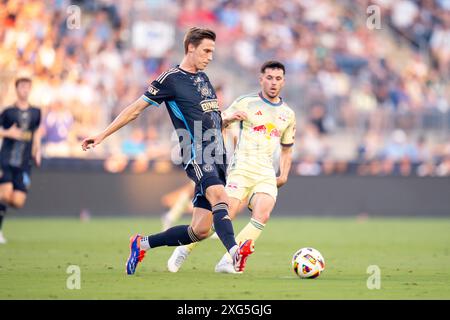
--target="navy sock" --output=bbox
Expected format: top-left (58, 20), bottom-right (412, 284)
top-left (146, 225), bottom-right (199, 248)
top-left (0, 203), bottom-right (6, 230)
top-left (212, 202), bottom-right (237, 252)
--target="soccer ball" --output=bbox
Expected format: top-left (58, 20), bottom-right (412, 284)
top-left (292, 247), bottom-right (325, 279)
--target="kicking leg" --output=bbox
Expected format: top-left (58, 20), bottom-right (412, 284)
top-left (126, 205), bottom-right (212, 275)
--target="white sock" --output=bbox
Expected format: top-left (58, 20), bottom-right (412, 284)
top-left (219, 251), bottom-right (233, 265)
top-left (140, 236), bottom-right (150, 251)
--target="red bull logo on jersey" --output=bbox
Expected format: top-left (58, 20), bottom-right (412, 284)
top-left (251, 123), bottom-right (281, 139)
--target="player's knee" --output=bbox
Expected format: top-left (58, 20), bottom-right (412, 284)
top-left (10, 199), bottom-right (25, 209)
top-left (206, 189), bottom-right (228, 207)
top-left (191, 225), bottom-right (211, 240)
top-left (253, 212), bottom-right (270, 224)
top-left (0, 190), bottom-right (13, 203)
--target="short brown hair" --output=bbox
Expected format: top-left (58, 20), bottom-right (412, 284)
top-left (260, 60), bottom-right (285, 75)
top-left (183, 27), bottom-right (216, 54)
top-left (15, 77), bottom-right (32, 88)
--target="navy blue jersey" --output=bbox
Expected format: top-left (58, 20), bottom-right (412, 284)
top-left (0, 105), bottom-right (41, 170)
top-left (142, 66), bottom-right (225, 166)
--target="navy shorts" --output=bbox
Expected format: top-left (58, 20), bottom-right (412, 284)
top-left (185, 161), bottom-right (227, 211)
top-left (0, 165), bottom-right (31, 193)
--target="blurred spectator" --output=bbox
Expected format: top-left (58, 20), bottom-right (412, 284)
top-left (0, 0), bottom-right (448, 177)
top-left (42, 99), bottom-right (74, 157)
top-left (382, 130), bottom-right (419, 162)
top-left (121, 127), bottom-right (147, 159)
top-left (296, 155), bottom-right (322, 176)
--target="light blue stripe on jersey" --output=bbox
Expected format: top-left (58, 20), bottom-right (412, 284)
top-left (167, 101), bottom-right (196, 167)
top-left (141, 95), bottom-right (160, 107)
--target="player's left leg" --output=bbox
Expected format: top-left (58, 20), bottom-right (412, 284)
top-left (215, 181), bottom-right (277, 273)
top-left (0, 182), bottom-right (13, 244)
top-left (0, 168), bottom-right (30, 244)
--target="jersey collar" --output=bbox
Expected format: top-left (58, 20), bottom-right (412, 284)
top-left (258, 92), bottom-right (283, 107)
top-left (177, 65), bottom-right (198, 75)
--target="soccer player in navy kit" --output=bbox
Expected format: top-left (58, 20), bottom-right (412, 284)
top-left (82, 27), bottom-right (254, 275)
top-left (0, 77), bottom-right (42, 244)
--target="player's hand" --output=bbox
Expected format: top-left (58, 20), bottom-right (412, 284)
top-left (230, 111), bottom-right (248, 122)
top-left (81, 134), bottom-right (104, 151)
top-left (33, 149), bottom-right (42, 167)
top-left (277, 176), bottom-right (288, 188)
top-left (5, 124), bottom-right (25, 140)
top-left (223, 111), bottom-right (247, 128)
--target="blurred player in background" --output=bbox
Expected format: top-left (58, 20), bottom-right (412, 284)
top-left (168, 60), bottom-right (295, 273)
top-left (0, 77), bottom-right (42, 244)
top-left (160, 181), bottom-right (194, 231)
top-left (82, 27), bottom-right (254, 275)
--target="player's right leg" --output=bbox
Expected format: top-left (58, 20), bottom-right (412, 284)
top-left (125, 212), bottom-right (209, 275)
top-left (167, 196), bottom-right (242, 272)
top-left (126, 170), bottom-right (213, 275)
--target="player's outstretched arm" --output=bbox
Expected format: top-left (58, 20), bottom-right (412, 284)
top-left (277, 145), bottom-right (293, 188)
top-left (82, 98), bottom-right (150, 151)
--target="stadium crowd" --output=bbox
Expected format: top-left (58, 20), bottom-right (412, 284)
top-left (0, 0), bottom-right (449, 176)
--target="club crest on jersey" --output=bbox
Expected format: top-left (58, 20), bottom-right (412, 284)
top-left (192, 75), bottom-right (214, 99)
top-left (147, 85), bottom-right (159, 96)
top-left (203, 164), bottom-right (214, 172)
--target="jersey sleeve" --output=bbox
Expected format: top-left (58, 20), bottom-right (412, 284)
top-left (141, 72), bottom-right (175, 106)
top-left (222, 97), bottom-right (247, 119)
top-left (281, 113), bottom-right (296, 147)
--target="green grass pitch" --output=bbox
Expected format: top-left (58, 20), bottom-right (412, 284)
top-left (0, 217), bottom-right (449, 299)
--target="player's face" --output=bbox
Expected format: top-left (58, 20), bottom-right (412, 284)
top-left (259, 68), bottom-right (285, 99)
top-left (16, 81), bottom-right (32, 101)
top-left (191, 39), bottom-right (215, 71)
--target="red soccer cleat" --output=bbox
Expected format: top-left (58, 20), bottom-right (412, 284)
top-left (233, 239), bottom-right (255, 273)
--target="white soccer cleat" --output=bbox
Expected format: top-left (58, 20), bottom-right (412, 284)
top-left (167, 246), bottom-right (190, 273)
top-left (215, 259), bottom-right (240, 274)
top-left (0, 231), bottom-right (7, 244)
